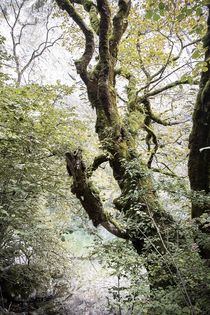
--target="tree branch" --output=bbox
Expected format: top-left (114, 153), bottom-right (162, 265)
top-left (148, 60), bottom-right (199, 92)
top-left (136, 34), bottom-right (151, 80)
top-left (20, 34), bottom-right (62, 78)
top-left (56, 0), bottom-right (95, 84)
top-left (145, 123), bottom-right (158, 169)
top-left (140, 97), bottom-right (190, 126)
top-left (109, 0), bottom-right (131, 58)
top-left (65, 150), bottom-right (128, 239)
top-left (2, 1), bottom-right (63, 84)
top-left (87, 153), bottom-right (110, 176)
top-left (82, 0), bottom-right (100, 34)
top-left (145, 79), bottom-right (199, 98)
top-left (97, 0), bottom-right (112, 119)
top-left (150, 37), bottom-right (174, 81)
top-left (151, 167), bottom-right (181, 178)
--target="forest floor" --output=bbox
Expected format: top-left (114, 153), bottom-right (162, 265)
top-left (0, 260), bottom-right (122, 315)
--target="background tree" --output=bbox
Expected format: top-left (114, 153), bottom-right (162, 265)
top-left (0, 0), bottom-right (63, 84)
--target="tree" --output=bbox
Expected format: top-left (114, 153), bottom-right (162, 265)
top-left (0, 0), bottom-right (62, 84)
top-left (188, 4), bottom-right (210, 260)
top-left (55, 0), bottom-right (210, 313)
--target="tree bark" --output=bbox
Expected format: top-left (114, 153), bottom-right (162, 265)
top-left (188, 6), bottom-right (210, 260)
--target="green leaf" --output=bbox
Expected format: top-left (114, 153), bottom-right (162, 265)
top-left (159, 2), bottom-right (165, 10)
top-left (153, 13), bottom-right (160, 21)
top-left (177, 14), bottom-right (185, 21)
top-left (196, 7), bottom-right (202, 16)
top-left (159, 9), bottom-right (165, 17)
top-left (202, 66), bottom-right (209, 72)
top-left (145, 10), bottom-right (153, 19)
top-left (186, 8), bottom-right (192, 16)
top-left (192, 50), bottom-right (201, 59)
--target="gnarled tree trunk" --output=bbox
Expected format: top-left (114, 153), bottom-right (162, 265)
top-left (55, 0), bottom-right (182, 289)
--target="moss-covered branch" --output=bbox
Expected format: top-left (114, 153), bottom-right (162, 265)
top-left (81, 0), bottom-right (100, 34)
top-left (65, 149), bottom-right (127, 238)
top-left (56, 0), bottom-right (94, 83)
top-left (96, 0), bottom-right (113, 120)
top-left (109, 0), bottom-right (131, 59)
top-left (87, 153), bottom-right (110, 176)
top-left (57, 0), bottom-right (179, 281)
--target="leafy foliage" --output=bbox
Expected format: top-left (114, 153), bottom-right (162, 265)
top-left (1, 0), bottom-right (210, 314)
top-left (93, 226), bottom-right (210, 315)
top-left (0, 77), bottom-right (90, 301)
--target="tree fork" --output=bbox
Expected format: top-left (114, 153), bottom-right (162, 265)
top-left (65, 150), bottom-right (128, 238)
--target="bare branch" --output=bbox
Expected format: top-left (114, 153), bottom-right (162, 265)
top-left (16, 22), bottom-right (34, 46)
top-left (20, 35), bottom-right (62, 77)
top-left (138, 60), bottom-right (199, 94)
top-left (117, 92), bottom-right (127, 103)
top-left (145, 79), bottom-right (199, 98)
top-left (1, 1), bottom-right (62, 83)
top-left (149, 60), bottom-right (199, 92)
top-left (149, 28), bottom-right (201, 83)
top-left (173, 35), bottom-right (202, 63)
top-left (135, 27), bottom-right (201, 95)
top-left (151, 167), bottom-right (180, 178)
top-left (150, 39), bottom-right (174, 81)
top-left (11, 0), bottom-right (25, 31)
top-left (136, 35), bottom-right (151, 80)
top-left (0, 5), bottom-right (12, 28)
top-left (11, 1), bottom-right (18, 19)
top-left (157, 161), bottom-right (177, 177)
